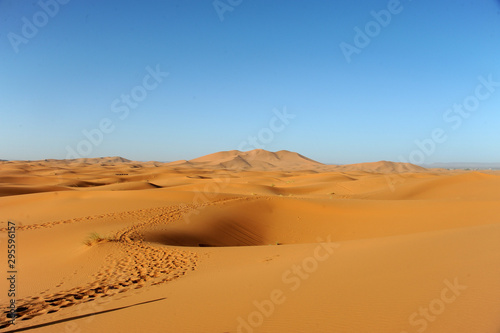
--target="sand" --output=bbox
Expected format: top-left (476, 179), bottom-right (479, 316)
top-left (1, 150), bottom-right (499, 332)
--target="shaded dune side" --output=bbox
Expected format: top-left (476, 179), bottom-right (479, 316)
top-left (143, 200), bottom-right (275, 246)
top-left (0, 185), bottom-right (75, 197)
top-left (141, 196), bottom-right (500, 247)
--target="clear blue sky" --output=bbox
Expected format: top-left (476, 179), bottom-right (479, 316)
top-left (1, 0), bottom-right (499, 164)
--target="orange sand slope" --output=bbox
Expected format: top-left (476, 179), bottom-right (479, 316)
top-left (0, 151), bottom-right (499, 332)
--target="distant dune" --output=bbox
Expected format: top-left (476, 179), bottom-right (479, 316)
top-left (334, 160), bottom-right (428, 173)
top-left (165, 149), bottom-right (428, 173)
top-left (2, 150), bottom-right (431, 173)
top-left (68, 156), bottom-right (132, 164)
top-left (425, 162), bottom-right (500, 170)
top-left (183, 149), bottom-right (323, 171)
top-left (1, 156), bottom-right (133, 164)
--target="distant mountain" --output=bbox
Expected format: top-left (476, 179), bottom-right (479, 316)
top-left (334, 160), bottom-right (428, 173)
top-left (167, 150), bottom-right (427, 173)
top-left (7, 151), bottom-right (431, 173)
top-left (424, 162), bottom-right (500, 170)
top-left (0, 157), bottom-right (132, 164)
top-left (172, 149), bottom-right (323, 171)
top-left (66, 156), bottom-right (132, 164)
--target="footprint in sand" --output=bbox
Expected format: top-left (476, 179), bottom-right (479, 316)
top-left (1, 204), bottom-right (200, 327)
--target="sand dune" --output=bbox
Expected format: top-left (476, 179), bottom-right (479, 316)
top-left (366, 171), bottom-right (500, 200)
top-left (165, 149), bottom-right (429, 173)
top-left (0, 185), bottom-right (75, 197)
top-left (334, 160), bottom-right (429, 173)
top-left (181, 149), bottom-right (324, 171)
top-left (0, 150), bottom-right (498, 332)
top-left (68, 156), bottom-right (133, 164)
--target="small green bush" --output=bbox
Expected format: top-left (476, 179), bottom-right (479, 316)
top-left (84, 232), bottom-right (113, 246)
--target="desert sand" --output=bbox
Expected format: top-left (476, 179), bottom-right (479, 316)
top-left (1, 149), bottom-right (499, 332)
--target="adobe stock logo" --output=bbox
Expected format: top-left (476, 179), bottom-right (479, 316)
top-left (339, 0), bottom-right (404, 63)
top-left (237, 107), bottom-right (296, 151)
top-left (183, 105), bottom-right (294, 225)
top-left (236, 236), bottom-right (340, 333)
top-left (65, 65), bottom-right (168, 159)
top-left (7, 0), bottom-right (70, 54)
top-left (398, 74), bottom-right (499, 165)
top-left (400, 278), bottom-right (467, 333)
top-left (212, 0), bottom-right (242, 22)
